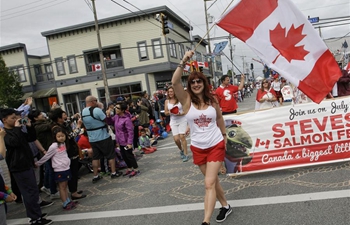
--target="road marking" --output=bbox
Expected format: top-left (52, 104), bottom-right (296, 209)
top-left (8, 189), bottom-right (350, 224)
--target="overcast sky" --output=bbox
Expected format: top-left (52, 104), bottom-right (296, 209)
top-left (1, 0), bottom-right (349, 76)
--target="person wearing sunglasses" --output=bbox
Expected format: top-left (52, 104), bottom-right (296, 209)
top-left (172, 51), bottom-right (232, 225)
top-left (216, 74), bottom-right (245, 114)
top-left (255, 79), bottom-right (278, 110)
top-left (107, 102), bottom-right (140, 177)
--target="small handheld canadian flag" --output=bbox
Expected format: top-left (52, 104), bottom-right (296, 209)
top-left (92, 63), bottom-right (102, 71)
top-left (170, 106), bottom-right (179, 114)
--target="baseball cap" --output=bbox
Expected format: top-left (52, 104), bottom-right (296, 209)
top-left (0, 108), bottom-right (24, 121)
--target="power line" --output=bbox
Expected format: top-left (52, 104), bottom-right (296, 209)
top-left (323, 32), bottom-right (350, 42)
top-left (1, 0), bottom-right (46, 12)
top-left (165, 0), bottom-right (206, 34)
top-left (110, 0), bottom-right (161, 29)
top-left (1, 0), bottom-right (63, 17)
top-left (0, 0), bottom-right (69, 21)
top-left (315, 22), bottom-right (350, 29)
top-left (110, 0), bottom-right (192, 42)
top-left (300, 2), bottom-right (350, 12)
top-left (84, 0), bottom-right (93, 12)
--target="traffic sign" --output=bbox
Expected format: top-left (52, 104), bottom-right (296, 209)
top-left (308, 17), bottom-right (319, 23)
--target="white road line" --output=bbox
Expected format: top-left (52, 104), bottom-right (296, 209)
top-left (8, 189), bottom-right (350, 224)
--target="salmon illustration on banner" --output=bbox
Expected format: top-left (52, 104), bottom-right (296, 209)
top-left (216, 0), bottom-right (342, 103)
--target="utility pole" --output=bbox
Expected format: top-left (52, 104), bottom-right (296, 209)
top-left (229, 34), bottom-right (235, 82)
top-left (241, 56), bottom-right (246, 85)
top-left (91, 0), bottom-right (110, 102)
top-left (204, 0), bottom-right (216, 87)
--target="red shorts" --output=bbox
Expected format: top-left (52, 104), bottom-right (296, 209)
top-left (190, 140), bottom-right (225, 165)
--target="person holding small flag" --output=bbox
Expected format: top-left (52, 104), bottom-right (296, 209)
top-left (172, 50), bottom-right (232, 225)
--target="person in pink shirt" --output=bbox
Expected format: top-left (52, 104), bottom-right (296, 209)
top-left (36, 126), bottom-right (77, 210)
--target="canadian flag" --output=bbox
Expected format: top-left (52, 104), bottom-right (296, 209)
top-left (216, 0), bottom-right (342, 103)
top-left (198, 61), bottom-right (209, 68)
top-left (183, 63), bottom-right (191, 72)
top-left (91, 63), bottom-right (102, 71)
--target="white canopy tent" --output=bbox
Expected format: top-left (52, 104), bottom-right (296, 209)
top-left (255, 76), bottom-right (264, 81)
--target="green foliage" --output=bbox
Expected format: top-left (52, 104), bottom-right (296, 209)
top-left (226, 69), bottom-right (235, 76)
top-left (0, 56), bottom-right (23, 108)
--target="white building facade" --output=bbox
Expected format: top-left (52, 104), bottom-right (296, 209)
top-left (0, 6), bottom-right (223, 115)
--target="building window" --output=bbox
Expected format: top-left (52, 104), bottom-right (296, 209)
top-left (85, 45), bottom-right (123, 72)
top-left (34, 64), bottom-right (42, 76)
top-left (137, 41), bottom-right (149, 61)
top-left (10, 65), bottom-right (26, 82)
top-left (98, 83), bottom-right (142, 105)
top-left (55, 57), bottom-right (66, 76)
top-left (67, 55), bottom-right (78, 73)
top-left (168, 38), bottom-right (177, 58)
top-left (179, 44), bottom-right (185, 59)
top-left (45, 64), bottom-right (54, 80)
top-left (196, 51), bottom-right (202, 62)
top-left (152, 38), bottom-right (163, 58)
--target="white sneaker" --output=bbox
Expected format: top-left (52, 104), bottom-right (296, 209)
top-left (50, 192), bottom-right (60, 200)
top-left (40, 186), bottom-right (50, 195)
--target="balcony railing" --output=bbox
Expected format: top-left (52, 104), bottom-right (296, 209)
top-left (36, 73), bottom-right (54, 82)
top-left (87, 59), bottom-right (124, 72)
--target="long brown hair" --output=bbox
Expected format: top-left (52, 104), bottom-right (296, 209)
top-left (260, 79), bottom-right (271, 92)
top-left (187, 71), bottom-right (217, 106)
top-left (166, 86), bottom-right (179, 104)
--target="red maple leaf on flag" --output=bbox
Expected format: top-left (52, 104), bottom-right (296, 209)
top-left (270, 23), bottom-right (309, 63)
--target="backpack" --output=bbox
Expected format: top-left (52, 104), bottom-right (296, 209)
top-left (81, 107), bottom-right (108, 131)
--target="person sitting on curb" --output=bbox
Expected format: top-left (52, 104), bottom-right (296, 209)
top-left (138, 129), bottom-right (157, 154)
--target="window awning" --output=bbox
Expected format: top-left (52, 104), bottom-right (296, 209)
top-left (19, 92), bottom-right (33, 101)
top-left (31, 88), bottom-right (57, 99)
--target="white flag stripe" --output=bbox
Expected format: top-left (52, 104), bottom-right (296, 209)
top-left (246, 0), bottom-right (327, 85)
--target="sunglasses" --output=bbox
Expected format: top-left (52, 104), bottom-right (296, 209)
top-left (191, 79), bottom-right (203, 84)
top-left (263, 81), bottom-right (268, 84)
top-left (115, 107), bottom-right (121, 110)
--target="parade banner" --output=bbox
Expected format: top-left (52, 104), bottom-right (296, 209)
top-left (223, 97), bottom-right (350, 176)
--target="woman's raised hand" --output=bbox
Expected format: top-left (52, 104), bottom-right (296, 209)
top-left (182, 50), bottom-right (194, 62)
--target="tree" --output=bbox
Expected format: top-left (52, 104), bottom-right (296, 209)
top-left (0, 55), bottom-right (23, 108)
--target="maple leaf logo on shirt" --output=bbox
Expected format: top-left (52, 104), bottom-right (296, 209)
top-left (194, 114), bottom-right (212, 128)
top-left (270, 23), bottom-right (309, 63)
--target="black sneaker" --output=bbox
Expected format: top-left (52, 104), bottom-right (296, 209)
top-left (30, 218), bottom-right (53, 225)
top-left (201, 222), bottom-right (210, 225)
top-left (92, 175), bottom-right (103, 183)
top-left (40, 201), bottom-right (54, 208)
top-left (216, 204), bottom-right (232, 222)
top-left (111, 171), bottom-right (123, 179)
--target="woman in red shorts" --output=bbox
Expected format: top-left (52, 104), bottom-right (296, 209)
top-left (171, 50), bottom-right (232, 225)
